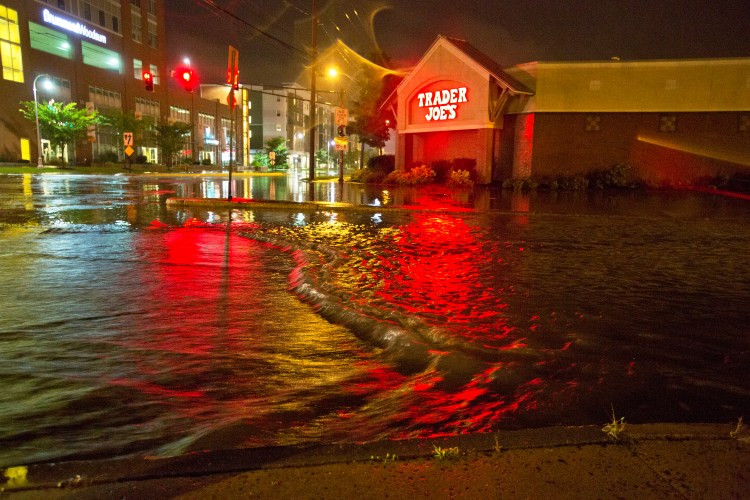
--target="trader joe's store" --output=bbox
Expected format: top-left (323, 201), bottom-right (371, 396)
top-left (388, 36), bottom-right (750, 185)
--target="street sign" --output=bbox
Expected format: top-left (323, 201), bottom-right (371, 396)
top-left (227, 45), bottom-right (239, 87)
top-left (334, 137), bottom-right (348, 151)
top-left (123, 132), bottom-right (134, 147)
top-left (124, 145), bottom-right (135, 157)
top-left (335, 107), bottom-right (348, 126)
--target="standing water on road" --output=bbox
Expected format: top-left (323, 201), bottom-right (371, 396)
top-left (1, 173), bottom-right (749, 467)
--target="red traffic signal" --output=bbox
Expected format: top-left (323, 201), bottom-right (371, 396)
top-left (175, 67), bottom-right (197, 92)
top-left (142, 70), bottom-right (154, 91)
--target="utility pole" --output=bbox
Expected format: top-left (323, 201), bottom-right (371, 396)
top-left (338, 88), bottom-right (345, 183)
top-left (308, 0), bottom-right (318, 181)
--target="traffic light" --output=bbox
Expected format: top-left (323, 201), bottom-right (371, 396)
top-left (142, 70), bottom-right (154, 92)
top-left (177, 68), bottom-right (195, 92)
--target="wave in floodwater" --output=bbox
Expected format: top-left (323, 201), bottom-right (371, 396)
top-left (2, 204), bottom-right (750, 467)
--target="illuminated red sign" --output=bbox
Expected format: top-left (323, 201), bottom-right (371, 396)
top-left (410, 81), bottom-right (470, 125)
top-left (417, 87), bottom-right (468, 121)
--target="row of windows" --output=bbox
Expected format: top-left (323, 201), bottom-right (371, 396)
top-left (36, 0), bottom-right (158, 48)
top-left (135, 96), bottom-right (158, 117)
top-left (89, 84), bottom-right (121, 109)
top-left (2, 3), bottom-right (161, 82)
top-left (0, 5), bottom-right (22, 81)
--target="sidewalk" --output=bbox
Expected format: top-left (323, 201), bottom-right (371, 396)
top-left (3, 424), bottom-right (748, 499)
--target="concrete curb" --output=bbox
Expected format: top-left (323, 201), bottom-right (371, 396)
top-left (1, 423), bottom-right (740, 493)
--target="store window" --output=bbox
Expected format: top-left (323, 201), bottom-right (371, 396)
top-left (0, 5), bottom-right (23, 82)
top-left (82, 41), bottom-right (121, 72)
top-left (29, 22), bottom-right (73, 60)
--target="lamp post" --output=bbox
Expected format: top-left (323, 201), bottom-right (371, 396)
top-left (308, 0), bottom-right (318, 181)
top-left (32, 73), bottom-right (50, 168)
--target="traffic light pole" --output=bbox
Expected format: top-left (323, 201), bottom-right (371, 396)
top-left (228, 101), bottom-right (234, 202)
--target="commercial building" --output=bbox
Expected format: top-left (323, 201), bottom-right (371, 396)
top-left (391, 36), bottom-right (750, 185)
top-left (0, 0), bottom-right (245, 166)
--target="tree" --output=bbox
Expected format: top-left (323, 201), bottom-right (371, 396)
top-left (265, 137), bottom-right (289, 169)
top-left (153, 121), bottom-right (191, 170)
top-left (19, 100), bottom-right (103, 166)
top-left (316, 148), bottom-right (331, 166)
top-left (348, 55), bottom-right (402, 168)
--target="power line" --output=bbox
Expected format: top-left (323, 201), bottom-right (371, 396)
top-left (193, 0), bottom-right (309, 59)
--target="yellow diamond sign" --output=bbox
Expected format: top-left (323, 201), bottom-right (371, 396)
top-left (124, 145), bottom-right (135, 157)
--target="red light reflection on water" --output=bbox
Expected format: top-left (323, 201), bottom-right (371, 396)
top-left (108, 222), bottom-right (264, 420)
top-left (333, 212), bottom-right (562, 435)
top-left (356, 213), bottom-right (521, 348)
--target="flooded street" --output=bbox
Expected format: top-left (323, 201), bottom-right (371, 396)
top-left (1, 172), bottom-right (749, 467)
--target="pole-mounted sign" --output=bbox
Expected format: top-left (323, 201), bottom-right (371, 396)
top-left (226, 45), bottom-right (239, 111)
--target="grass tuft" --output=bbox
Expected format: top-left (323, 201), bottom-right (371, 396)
top-left (433, 444), bottom-right (460, 460)
top-left (730, 417), bottom-right (744, 439)
top-left (602, 406), bottom-right (626, 442)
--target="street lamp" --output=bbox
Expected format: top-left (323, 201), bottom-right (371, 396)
top-left (308, 0), bottom-right (318, 181)
top-left (32, 73), bottom-right (51, 168)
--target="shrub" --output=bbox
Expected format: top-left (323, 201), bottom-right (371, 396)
top-left (587, 163), bottom-right (631, 189)
top-left (446, 169), bottom-right (474, 188)
top-left (201, 157), bottom-right (212, 166)
top-left (502, 177), bottom-right (537, 191)
top-left (383, 164), bottom-right (436, 185)
top-left (451, 158), bottom-right (477, 179)
top-left (350, 168), bottom-right (387, 183)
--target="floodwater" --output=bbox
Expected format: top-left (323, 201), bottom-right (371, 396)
top-left (1, 172), bottom-right (749, 467)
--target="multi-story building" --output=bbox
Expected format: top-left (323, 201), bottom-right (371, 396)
top-left (248, 83), bottom-right (336, 170)
top-left (0, 0), bottom-right (245, 166)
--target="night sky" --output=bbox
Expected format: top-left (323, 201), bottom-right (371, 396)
top-left (166, 0), bottom-right (750, 86)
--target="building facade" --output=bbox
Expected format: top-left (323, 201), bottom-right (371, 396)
top-left (248, 84), bottom-right (336, 170)
top-left (392, 36), bottom-right (750, 185)
top-left (0, 0), bottom-right (245, 166)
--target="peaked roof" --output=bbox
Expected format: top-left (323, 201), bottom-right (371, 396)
top-left (440, 37), bottom-right (533, 95)
top-left (382, 35), bottom-right (534, 110)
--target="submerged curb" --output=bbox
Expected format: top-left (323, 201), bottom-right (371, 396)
top-left (166, 197), bottom-right (476, 214)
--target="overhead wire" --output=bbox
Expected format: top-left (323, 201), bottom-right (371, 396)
top-left (193, 0), bottom-right (309, 59)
